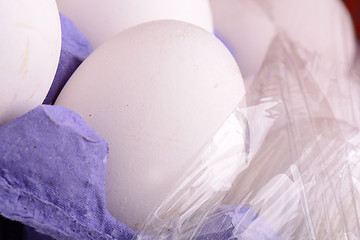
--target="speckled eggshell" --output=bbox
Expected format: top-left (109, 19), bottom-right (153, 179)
top-left (0, 0), bottom-right (61, 126)
top-left (210, 0), bottom-right (356, 80)
top-left (56, 0), bottom-right (213, 48)
top-left (55, 20), bottom-right (245, 230)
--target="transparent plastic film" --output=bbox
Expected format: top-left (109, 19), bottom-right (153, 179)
top-left (227, 35), bottom-right (360, 239)
top-left (133, 34), bottom-right (360, 240)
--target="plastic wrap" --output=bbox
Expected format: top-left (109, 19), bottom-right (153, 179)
top-left (133, 34), bottom-right (360, 239)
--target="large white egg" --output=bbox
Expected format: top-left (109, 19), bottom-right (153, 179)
top-left (0, 0), bottom-right (61, 126)
top-left (210, 0), bottom-right (356, 80)
top-left (55, 20), bottom-right (245, 229)
top-left (56, 0), bottom-right (214, 48)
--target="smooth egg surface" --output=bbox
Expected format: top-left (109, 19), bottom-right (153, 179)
top-left (0, 0), bottom-right (61, 126)
top-left (210, 0), bottom-right (356, 81)
top-left (55, 20), bottom-right (245, 230)
top-left (56, 0), bottom-right (214, 48)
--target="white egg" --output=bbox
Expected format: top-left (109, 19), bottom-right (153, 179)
top-left (56, 0), bottom-right (214, 48)
top-left (55, 20), bottom-right (245, 230)
top-left (0, 0), bottom-right (61, 126)
top-left (210, 0), bottom-right (356, 80)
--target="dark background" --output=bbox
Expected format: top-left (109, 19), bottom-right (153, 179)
top-left (343, 0), bottom-right (360, 40)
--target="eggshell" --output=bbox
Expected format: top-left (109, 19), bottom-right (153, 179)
top-left (56, 0), bottom-right (214, 48)
top-left (210, 0), bottom-right (356, 80)
top-left (211, 0), bottom-right (274, 82)
top-left (0, 0), bottom-right (61, 126)
top-left (55, 20), bottom-right (245, 229)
